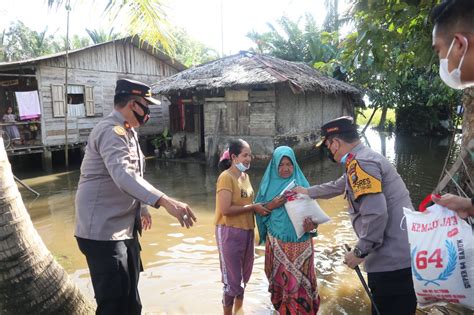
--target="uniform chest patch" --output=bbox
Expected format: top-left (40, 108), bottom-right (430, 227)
top-left (113, 125), bottom-right (126, 136)
top-left (346, 159), bottom-right (382, 199)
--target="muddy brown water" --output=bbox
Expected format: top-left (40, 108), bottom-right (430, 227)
top-left (14, 130), bottom-right (468, 314)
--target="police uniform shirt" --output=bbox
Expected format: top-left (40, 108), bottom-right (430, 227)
top-left (307, 143), bottom-right (413, 273)
top-left (75, 110), bottom-right (164, 241)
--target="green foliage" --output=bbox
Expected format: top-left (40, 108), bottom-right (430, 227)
top-left (340, 0), bottom-right (462, 133)
top-left (1, 21), bottom-right (58, 61)
top-left (247, 14), bottom-right (344, 78)
top-left (86, 28), bottom-right (120, 44)
top-left (152, 127), bottom-right (172, 150)
top-left (246, 1), bottom-right (462, 134)
top-left (0, 21), bottom-right (93, 62)
top-left (48, 0), bottom-right (175, 54)
top-left (171, 28), bottom-right (219, 67)
top-left (357, 108), bottom-right (396, 127)
top-left (247, 15), bottom-right (311, 62)
top-left (69, 34), bottom-right (92, 49)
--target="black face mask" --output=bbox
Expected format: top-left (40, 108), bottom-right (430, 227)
top-left (133, 101), bottom-right (150, 126)
top-left (324, 146), bottom-right (337, 163)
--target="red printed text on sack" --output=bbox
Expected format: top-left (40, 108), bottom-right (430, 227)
top-left (411, 215), bottom-right (458, 232)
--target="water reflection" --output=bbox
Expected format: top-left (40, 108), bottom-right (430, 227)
top-left (16, 130), bottom-right (464, 314)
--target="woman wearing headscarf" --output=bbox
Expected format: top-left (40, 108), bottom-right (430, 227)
top-left (255, 146), bottom-right (320, 314)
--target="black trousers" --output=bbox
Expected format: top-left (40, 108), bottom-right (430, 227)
top-left (77, 237), bottom-right (143, 315)
top-left (368, 267), bottom-right (417, 315)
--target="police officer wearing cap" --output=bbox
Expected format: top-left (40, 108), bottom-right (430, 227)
top-left (75, 78), bottom-right (197, 315)
top-left (294, 116), bottom-right (417, 315)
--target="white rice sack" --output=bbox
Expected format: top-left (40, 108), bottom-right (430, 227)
top-left (284, 193), bottom-right (330, 239)
top-left (404, 205), bottom-right (474, 310)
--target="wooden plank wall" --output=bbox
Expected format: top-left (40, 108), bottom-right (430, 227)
top-left (203, 89), bottom-right (276, 159)
top-left (203, 89), bottom-right (276, 137)
top-left (42, 42), bottom-right (180, 76)
top-left (36, 42), bottom-right (178, 146)
top-left (275, 85), bottom-right (346, 135)
top-left (248, 90), bottom-right (275, 136)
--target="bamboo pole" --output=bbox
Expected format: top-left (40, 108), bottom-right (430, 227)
top-left (13, 175), bottom-right (40, 197)
top-left (64, 0), bottom-right (71, 168)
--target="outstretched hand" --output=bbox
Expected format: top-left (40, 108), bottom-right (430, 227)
top-left (292, 186), bottom-right (309, 195)
top-left (157, 195), bottom-right (197, 228)
top-left (253, 203), bottom-right (271, 216)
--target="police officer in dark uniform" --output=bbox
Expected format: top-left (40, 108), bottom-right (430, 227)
top-left (294, 116), bottom-right (417, 315)
top-left (75, 79), bottom-right (197, 315)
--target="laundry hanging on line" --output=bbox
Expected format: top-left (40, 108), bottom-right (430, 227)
top-left (15, 91), bottom-right (41, 120)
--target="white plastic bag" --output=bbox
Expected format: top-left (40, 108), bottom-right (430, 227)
top-left (284, 193), bottom-right (330, 239)
top-left (404, 205), bottom-right (474, 310)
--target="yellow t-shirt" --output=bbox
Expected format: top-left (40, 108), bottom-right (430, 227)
top-left (214, 170), bottom-right (255, 230)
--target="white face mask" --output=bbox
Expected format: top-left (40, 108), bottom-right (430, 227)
top-left (235, 162), bottom-right (250, 172)
top-left (439, 36), bottom-right (474, 89)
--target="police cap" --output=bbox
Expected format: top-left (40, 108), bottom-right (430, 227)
top-left (115, 78), bottom-right (161, 105)
top-left (315, 116), bottom-right (357, 147)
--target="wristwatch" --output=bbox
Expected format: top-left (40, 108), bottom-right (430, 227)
top-left (353, 246), bottom-right (368, 259)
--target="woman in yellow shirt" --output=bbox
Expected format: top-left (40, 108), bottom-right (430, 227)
top-left (215, 139), bottom-right (269, 315)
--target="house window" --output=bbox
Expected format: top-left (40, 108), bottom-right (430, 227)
top-left (169, 103), bottom-right (195, 133)
top-left (67, 85), bottom-right (85, 117)
top-left (51, 84), bottom-right (95, 118)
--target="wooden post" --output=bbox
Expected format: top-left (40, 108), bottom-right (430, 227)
top-left (42, 149), bottom-right (52, 172)
top-left (64, 0), bottom-right (71, 168)
top-left (207, 108), bottom-right (222, 167)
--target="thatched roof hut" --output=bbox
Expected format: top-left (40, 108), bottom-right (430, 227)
top-left (153, 51), bottom-right (360, 98)
top-left (152, 52), bottom-right (362, 162)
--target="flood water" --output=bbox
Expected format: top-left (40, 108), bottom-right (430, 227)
top-left (14, 129), bottom-right (466, 314)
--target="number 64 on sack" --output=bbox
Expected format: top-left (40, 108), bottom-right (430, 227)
top-left (404, 205), bottom-right (474, 310)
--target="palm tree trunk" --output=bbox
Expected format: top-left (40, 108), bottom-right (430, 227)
top-left (0, 138), bottom-right (94, 314)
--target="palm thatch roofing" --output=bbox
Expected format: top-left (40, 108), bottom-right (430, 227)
top-left (152, 51), bottom-right (361, 98)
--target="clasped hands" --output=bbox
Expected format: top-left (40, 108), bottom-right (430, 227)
top-left (253, 195), bottom-right (286, 216)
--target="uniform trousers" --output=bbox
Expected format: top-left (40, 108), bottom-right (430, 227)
top-left (77, 237), bottom-right (143, 315)
top-left (368, 267), bottom-right (417, 315)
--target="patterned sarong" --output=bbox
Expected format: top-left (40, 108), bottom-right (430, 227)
top-left (265, 234), bottom-right (320, 314)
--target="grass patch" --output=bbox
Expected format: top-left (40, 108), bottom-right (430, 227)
top-left (356, 108), bottom-right (396, 127)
